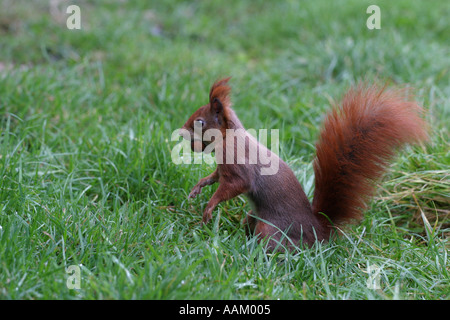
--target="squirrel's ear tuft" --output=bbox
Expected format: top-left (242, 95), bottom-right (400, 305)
top-left (209, 77), bottom-right (232, 113)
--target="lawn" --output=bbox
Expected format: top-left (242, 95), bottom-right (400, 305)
top-left (0, 0), bottom-right (448, 300)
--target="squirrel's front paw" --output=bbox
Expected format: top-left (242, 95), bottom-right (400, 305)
top-left (189, 185), bottom-right (202, 198)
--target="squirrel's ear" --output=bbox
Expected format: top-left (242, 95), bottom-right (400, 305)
top-left (211, 97), bottom-right (223, 114)
top-left (209, 77), bottom-right (231, 114)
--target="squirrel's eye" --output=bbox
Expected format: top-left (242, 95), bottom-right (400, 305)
top-left (194, 119), bottom-right (205, 127)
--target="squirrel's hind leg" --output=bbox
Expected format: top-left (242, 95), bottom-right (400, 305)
top-left (242, 210), bottom-right (257, 236)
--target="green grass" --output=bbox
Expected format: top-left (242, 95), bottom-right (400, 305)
top-left (0, 0), bottom-right (448, 300)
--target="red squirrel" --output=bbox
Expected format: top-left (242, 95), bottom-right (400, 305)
top-left (180, 78), bottom-right (427, 249)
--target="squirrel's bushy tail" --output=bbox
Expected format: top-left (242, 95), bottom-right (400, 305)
top-left (312, 85), bottom-right (428, 228)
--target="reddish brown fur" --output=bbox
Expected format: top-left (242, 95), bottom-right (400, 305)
top-left (181, 79), bottom-right (428, 250)
top-left (210, 77), bottom-right (232, 108)
top-left (312, 85), bottom-right (428, 231)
